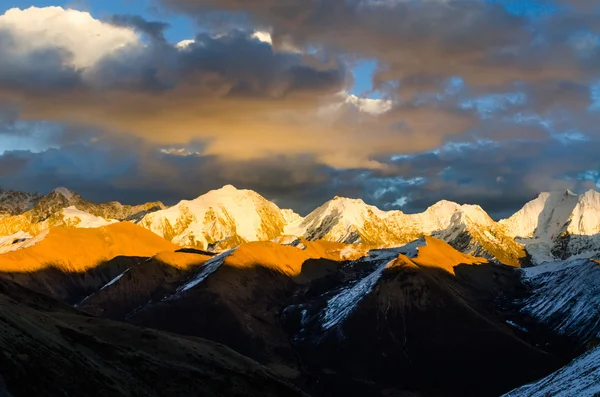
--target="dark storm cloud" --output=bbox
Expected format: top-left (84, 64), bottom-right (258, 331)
top-left (1, 3), bottom-right (600, 210)
top-left (0, 141), bottom-right (345, 214)
top-left (160, 0), bottom-right (599, 88)
top-left (1, 132), bottom-right (599, 219)
top-left (370, 136), bottom-right (600, 218)
top-left (107, 15), bottom-right (170, 42)
top-left (0, 152), bottom-right (29, 177)
top-left (0, 30), bottom-right (81, 93)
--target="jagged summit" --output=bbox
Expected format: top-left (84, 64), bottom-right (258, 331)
top-left (51, 187), bottom-right (76, 200)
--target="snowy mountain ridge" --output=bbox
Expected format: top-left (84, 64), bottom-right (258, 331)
top-left (0, 187), bottom-right (165, 250)
top-left (3, 185), bottom-right (600, 266)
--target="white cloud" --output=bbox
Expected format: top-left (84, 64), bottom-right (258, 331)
top-left (251, 31), bottom-right (273, 44)
top-left (317, 93), bottom-right (393, 117)
top-left (0, 6), bottom-right (139, 69)
top-left (345, 94), bottom-right (393, 115)
top-left (160, 148), bottom-right (201, 156)
top-left (175, 39), bottom-right (195, 49)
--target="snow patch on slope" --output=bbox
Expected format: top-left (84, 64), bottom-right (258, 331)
top-left (504, 346), bottom-right (600, 397)
top-left (177, 250), bottom-right (233, 293)
top-left (62, 206), bottom-right (117, 228)
top-left (0, 230), bottom-right (48, 254)
top-left (520, 258), bottom-right (600, 345)
top-left (321, 259), bottom-right (390, 331)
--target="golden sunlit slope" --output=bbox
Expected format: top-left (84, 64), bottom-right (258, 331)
top-left (224, 240), bottom-right (366, 277)
top-left (153, 250), bottom-right (213, 269)
top-left (413, 236), bottom-right (488, 274)
top-left (388, 236), bottom-right (488, 275)
top-left (0, 222), bottom-right (178, 273)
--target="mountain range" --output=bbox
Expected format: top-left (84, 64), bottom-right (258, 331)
top-left (1, 185), bottom-right (600, 396)
top-left (4, 185), bottom-right (600, 266)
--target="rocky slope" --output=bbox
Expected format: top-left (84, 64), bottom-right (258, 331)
top-left (0, 277), bottom-right (307, 397)
top-left (0, 188), bottom-right (41, 217)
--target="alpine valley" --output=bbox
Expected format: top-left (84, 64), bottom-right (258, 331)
top-left (1, 185), bottom-right (599, 397)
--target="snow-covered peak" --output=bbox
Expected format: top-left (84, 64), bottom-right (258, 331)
top-left (283, 196), bottom-right (397, 245)
top-left (219, 184), bottom-right (238, 191)
top-left (500, 190), bottom-right (580, 239)
top-left (139, 186), bottom-right (291, 249)
top-left (286, 196), bottom-right (385, 238)
top-left (52, 187), bottom-right (75, 200)
top-left (498, 189), bottom-right (600, 264)
top-left (281, 209), bottom-right (302, 224)
top-left (456, 204), bottom-right (495, 226)
top-left (501, 188), bottom-right (600, 239)
top-left (327, 196), bottom-right (386, 220)
top-left (568, 189), bottom-right (600, 236)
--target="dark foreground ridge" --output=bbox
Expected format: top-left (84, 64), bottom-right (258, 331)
top-left (0, 237), bottom-right (588, 397)
top-left (0, 278), bottom-right (306, 397)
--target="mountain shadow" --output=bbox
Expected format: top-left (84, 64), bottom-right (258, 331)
top-left (0, 277), bottom-right (307, 397)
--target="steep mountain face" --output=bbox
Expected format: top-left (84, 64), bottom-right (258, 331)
top-left (515, 259), bottom-right (600, 350)
top-left (0, 187), bottom-right (165, 238)
top-left (503, 346), bottom-right (600, 397)
top-left (0, 277), bottom-right (307, 397)
top-left (500, 189), bottom-right (600, 264)
top-left (138, 185), bottom-right (300, 250)
top-left (501, 258), bottom-right (600, 397)
top-left (433, 204), bottom-right (527, 267)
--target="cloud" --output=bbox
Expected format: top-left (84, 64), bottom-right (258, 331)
top-left (107, 14), bottom-right (170, 42)
top-left (1, 3), bottom-right (599, 206)
top-left (2, 130), bottom-right (599, 219)
top-left (0, 6), bottom-right (482, 169)
top-left (160, 0), bottom-right (598, 89)
top-left (0, 7), bottom-right (139, 69)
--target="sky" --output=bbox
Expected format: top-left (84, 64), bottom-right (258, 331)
top-left (0, 0), bottom-right (600, 218)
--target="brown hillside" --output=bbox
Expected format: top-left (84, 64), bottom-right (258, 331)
top-left (224, 240), bottom-right (365, 277)
top-left (411, 236), bottom-right (488, 274)
top-left (0, 222), bottom-right (178, 273)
